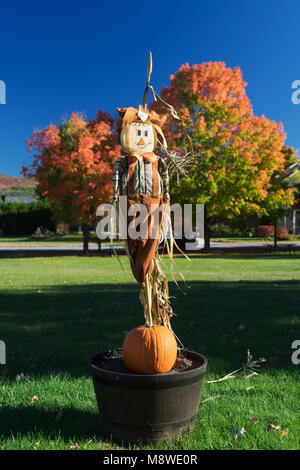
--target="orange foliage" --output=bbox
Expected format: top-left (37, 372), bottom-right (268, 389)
top-left (151, 62), bottom-right (293, 220)
top-left (22, 111), bottom-right (121, 226)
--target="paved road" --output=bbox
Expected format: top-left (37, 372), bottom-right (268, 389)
top-left (0, 241), bottom-right (299, 252)
top-left (211, 241), bottom-right (300, 249)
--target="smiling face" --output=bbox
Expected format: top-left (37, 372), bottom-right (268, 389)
top-left (120, 122), bottom-right (156, 154)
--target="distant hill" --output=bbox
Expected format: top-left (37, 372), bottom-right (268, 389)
top-left (0, 173), bottom-right (37, 200)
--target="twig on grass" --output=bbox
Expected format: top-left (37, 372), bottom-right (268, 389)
top-left (201, 395), bottom-right (222, 403)
top-left (207, 349), bottom-right (266, 384)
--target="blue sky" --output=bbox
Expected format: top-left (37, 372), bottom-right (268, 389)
top-left (1, 0), bottom-right (300, 176)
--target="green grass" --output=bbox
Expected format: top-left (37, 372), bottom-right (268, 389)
top-left (0, 234), bottom-right (94, 244)
top-left (211, 237), bottom-right (264, 242)
top-left (0, 254), bottom-right (300, 450)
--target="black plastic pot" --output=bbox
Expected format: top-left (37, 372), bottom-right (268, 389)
top-left (90, 349), bottom-right (207, 444)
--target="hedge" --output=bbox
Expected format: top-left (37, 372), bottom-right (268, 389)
top-left (0, 200), bottom-right (56, 236)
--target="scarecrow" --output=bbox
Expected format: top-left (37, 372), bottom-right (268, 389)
top-left (113, 53), bottom-right (193, 374)
top-left (113, 105), bottom-right (174, 327)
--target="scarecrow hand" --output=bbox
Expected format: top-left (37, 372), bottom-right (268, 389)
top-left (163, 194), bottom-right (170, 205)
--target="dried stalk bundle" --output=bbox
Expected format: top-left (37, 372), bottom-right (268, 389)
top-left (165, 150), bottom-right (193, 184)
top-left (150, 85), bottom-right (194, 160)
top-left (145, 254), bottom-right (175, 330)
top-left (119, 203), bottom-right (187, 347)
top-left (149, 85), bottom-right (195, 183)
top-left (207, 349), bottom-right (266, 384)
top-left (243, 349), bottom-right (266, 373)
top-left (142, 51), bottom-right (153, 109)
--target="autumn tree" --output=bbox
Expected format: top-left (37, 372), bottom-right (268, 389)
top-left (22, 111), bottom-right (120, 253)
top-left (261, 146), bottom-right (297, 246)
top-left (153, 62), bottom-right (293, 248)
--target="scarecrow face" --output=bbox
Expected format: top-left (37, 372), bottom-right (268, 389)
top-left (120, 122), bottom-right (155, 154)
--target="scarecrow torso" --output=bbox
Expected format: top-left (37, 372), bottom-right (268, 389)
top-left (113, 155), bottom-right (169, 201)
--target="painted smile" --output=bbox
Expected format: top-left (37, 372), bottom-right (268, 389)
top-left (135, 142), bottom-right (150, 148)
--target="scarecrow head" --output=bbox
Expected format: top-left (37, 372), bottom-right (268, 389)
top-left (117, 105), bottom-right (168, 154)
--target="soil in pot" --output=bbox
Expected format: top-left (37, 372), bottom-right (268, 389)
top-left (93, 348), bottom-right (199, 374)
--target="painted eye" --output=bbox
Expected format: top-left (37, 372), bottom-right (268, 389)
top-left (137, 129), bottom-right (141, 136)
top-left (144, 130), bottom-right (148, 137)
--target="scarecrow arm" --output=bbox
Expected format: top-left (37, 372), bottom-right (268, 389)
top-left (113, 158), bottom-right (121, 204)
top-left (159, 158), bottom-right (170, 203)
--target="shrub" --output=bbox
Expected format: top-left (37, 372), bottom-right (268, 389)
top-left (210, 223), bottom-right (241, 237)
top-left (30, 227), bottom-right (55, 239)
top-left (277, 226), bottom-right (289, 240)
top-left (256, 225), bottom-right (289, 239)
top-left (284, 234), bottom-right (297, 241)
top-left (56, 222), bottom-right (69, 236)
top-left (256, 225), bottom-right (274, 237)
top-left (210, 223), bottom-right (256, 238)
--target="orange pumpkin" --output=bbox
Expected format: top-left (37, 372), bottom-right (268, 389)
top-left (122, 325), bottom-right (177, 374)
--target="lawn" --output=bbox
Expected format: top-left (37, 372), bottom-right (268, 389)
top-left (0, 253), bottom-right (299, 450)
top-left (0, 234), bottom-right (99, 245)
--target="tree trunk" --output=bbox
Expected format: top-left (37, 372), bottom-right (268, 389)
top-left (274, 219), bottom-right (278, 248)
top-left (204, 207), bottom-right (210, 250)
top-left (97, 239), bottom-right (102, 252)
top-left (82, 224), bottom-right (90, 254)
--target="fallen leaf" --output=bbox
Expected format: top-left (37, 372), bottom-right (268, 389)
top-left (69, 443), bottom-right (80, 449)
top-left (268, 356), bottom-right (278, 363)
top-left (270, 424), bottom-right (281, 430)
top-left (251, 416), bottom-right (259, 423)
top-left (34, 440), bottom-right (41, 448)
top-left (235, 427), bottom-right (246, 439)
top-left (278, 428), bottom-right (289, 438)
top-left (56, 410), bottom-right (63, 422)
top-left (245, 386), bottom-right (256, 391)
top-left (269, 424), bottom-right (289, 437)
top-left (30, 394), bottom-right (39, 404)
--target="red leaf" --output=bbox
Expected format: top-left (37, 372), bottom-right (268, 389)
top-left (268, 356), bottom-right (278, 363)
top-left (56, 410), bottom-right (63, 422)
